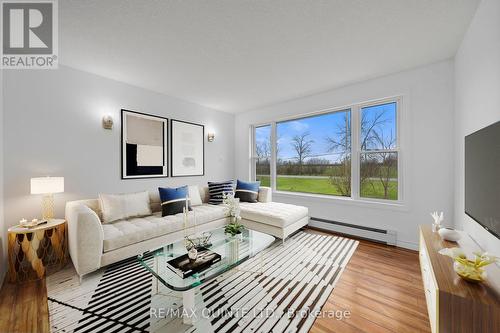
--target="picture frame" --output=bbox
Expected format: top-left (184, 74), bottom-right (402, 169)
top-left (170, 119), bottom-right (205, 177)
top-left (121, 109), bottom-right (169, 179)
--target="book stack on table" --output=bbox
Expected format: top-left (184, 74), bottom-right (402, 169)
top-left (166, 247), bottom-right (221, 278)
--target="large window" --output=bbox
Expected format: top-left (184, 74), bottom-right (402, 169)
top-left (252, 98), bottom-right (401, 202)
top-left (359, 102), bottom-right (398, 200)
top-left (276, 110), bottom-right (351, 196)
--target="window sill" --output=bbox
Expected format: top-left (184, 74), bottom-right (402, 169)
top-left (272, 190), bottom-right (409, 211)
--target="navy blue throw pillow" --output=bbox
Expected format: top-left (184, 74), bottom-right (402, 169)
top-left (235, 180), bottom-right (260, 203)
top-left (208, 180), bottom-right (234, 205)
top-left (159, 186), bottom-right (192, 216)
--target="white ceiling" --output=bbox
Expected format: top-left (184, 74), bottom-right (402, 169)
top-left (60, 0), bottom-right (479, 113)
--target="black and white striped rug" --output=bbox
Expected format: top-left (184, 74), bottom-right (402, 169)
top-left (47, 231), bottom-right (358, 333)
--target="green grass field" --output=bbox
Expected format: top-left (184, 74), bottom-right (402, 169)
top-left (256, 175), bottom-right (397, 200)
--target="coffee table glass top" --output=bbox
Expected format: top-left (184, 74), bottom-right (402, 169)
top-left (137, 227), bottom-right (276, 291)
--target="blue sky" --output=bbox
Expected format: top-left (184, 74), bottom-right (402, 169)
top-left (256, 102), bottom-right (396, 163)
top-left (277, 110), bottom-right (350, 162)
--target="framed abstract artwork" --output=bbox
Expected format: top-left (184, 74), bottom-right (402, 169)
top-left (121, 109), bottom-right (169, 179)
top-left (170, 119), bottom-right (205, 177)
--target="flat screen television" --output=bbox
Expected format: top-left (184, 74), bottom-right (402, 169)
top-left (465, 121), bottom-right (500, 239)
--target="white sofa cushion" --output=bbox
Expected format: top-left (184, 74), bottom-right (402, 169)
top-left (239, 202), bottom-right (308, 228)
top-left (191, 204), bottom-right (228, 224)
top-left (102, 204), bottom-right (226, 252)
top-left (99, 191), bottom-right (151, 223)
top-left (188, 185), bottom-right (203, 206)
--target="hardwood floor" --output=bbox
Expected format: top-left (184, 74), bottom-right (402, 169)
top-left (0, 278), bottom-right (50, 333)
top-left (310, 232), bottom-right (431, 333)
top-left (0, 230), bottom-right (430, 333)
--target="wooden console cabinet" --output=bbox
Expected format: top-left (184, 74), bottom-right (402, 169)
top-left (419, 225), bottom-right (500, 333)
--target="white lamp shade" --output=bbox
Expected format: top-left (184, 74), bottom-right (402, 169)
top-left (30, 177), bottom-right (64, 194)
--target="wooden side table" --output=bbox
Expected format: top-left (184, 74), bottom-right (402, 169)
top-left (7, 219), bottom-right (68, 283)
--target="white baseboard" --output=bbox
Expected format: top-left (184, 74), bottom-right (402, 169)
top-left (309, 218), bottom-right (396, 245)
top-left (308, 218), bottom-right (418, 251)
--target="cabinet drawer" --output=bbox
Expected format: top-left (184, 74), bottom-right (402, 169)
top-left (419, 231), bottom-right (439, 333)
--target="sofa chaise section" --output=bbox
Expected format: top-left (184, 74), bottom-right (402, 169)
top-left (240, 202), bottom-right (309, 240)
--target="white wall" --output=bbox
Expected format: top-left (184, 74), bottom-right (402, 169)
top-left (454, 0), bottom-right (500, 252)
top-left (2, 65), bottom-right (235, 232)
top-left (235, 61), bottom-right (455, 249)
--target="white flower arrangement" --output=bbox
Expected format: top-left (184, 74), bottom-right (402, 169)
top-left (222, 192), bottom-right (244, 236)
top-left (222, 192), bottom-right (241, 219)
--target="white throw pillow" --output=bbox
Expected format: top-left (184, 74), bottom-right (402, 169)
top-left (188, 185), bottom-right (203, 206)
top-left (99, 191), bottom-right (152, 223)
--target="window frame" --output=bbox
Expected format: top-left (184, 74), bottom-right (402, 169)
top-left (250, 96), bottom-right (404, 206)
top-left (250, 123), bottom-right (273, 187)
top-left (354, 97), bottom-right (402, 203)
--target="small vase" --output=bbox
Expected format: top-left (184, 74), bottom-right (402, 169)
top-left (453, 261), bottom-right (486, 283)
top-left (228, 232), bottom-right (242, 240)
top-left (188, 247), bottom-right (198, 261)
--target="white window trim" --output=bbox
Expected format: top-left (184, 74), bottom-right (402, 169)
top-left (250, 96), bottom-right (405, 207)
top-left (354, 97), bottom-right (403, 204)
top-left (250, 122), bottom-right (272, 183)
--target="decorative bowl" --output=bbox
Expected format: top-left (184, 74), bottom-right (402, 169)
top-left (453, 261), bottom-right (486, 283)
top-left (438, 227), bottom-right (461, 242)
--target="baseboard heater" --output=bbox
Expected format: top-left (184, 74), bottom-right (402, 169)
top-left (308, 217), bottom-right (397, 246)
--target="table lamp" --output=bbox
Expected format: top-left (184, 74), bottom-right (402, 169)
top-left (30, 177), bottom-right (64, 220)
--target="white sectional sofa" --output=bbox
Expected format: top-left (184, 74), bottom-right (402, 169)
top-left (65, 186), bottom-right (309, 280)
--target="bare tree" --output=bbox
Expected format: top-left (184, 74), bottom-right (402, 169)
top-left (257, 133), bottom-right (282, 160)
top-left (275, 132), bottom-right (282, 160)
top-left (325, 112), bottom-right (352, 195)
top-left (255, 139), bottom-right (271, 180)
top-left (373, 130), bottom-right (397, 199)
top-left (360, 110), bottom-right (388, 150)
top-left (325, 112), bottom-right (351, 153)
top-left (325, 110), bottom-right (388, 154)
top-left (256, 141), bottom-right (270, 160)
top-left (291, 132), bottom-right (314, 174)
top-left (325, 109), bottom-right (394, 197)
top-left (329, 157), bottom-right (351, 196)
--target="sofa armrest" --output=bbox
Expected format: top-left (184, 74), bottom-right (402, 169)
top-left (65, 202), bottom-right (104, 277)
top-left (258, 186), bottom-right (272, 203)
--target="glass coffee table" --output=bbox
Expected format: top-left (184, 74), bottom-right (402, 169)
top-left (137, 227), bottom-right (275, 324)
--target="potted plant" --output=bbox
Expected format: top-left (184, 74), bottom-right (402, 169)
top-left (224, 218), bottom-right (245, 237)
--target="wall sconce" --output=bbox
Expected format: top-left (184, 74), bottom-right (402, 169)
top-left (207, 132), bottom-right (215, 142)
top-left (102, 115), bottom-right (114, 130)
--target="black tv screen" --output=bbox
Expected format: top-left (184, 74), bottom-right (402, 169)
top-left (465, 121), bottom-right (500, 239)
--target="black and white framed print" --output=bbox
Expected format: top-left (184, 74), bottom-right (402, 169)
top-left (121, 109), bottom-right (168, 179)
top-left (170, 119), bottom-right (205, 177)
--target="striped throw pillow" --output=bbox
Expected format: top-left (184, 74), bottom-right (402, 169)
top-left (208, 180), bottom-right (234, 205)
top-left (235, 180), bottom-right (260, 203)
